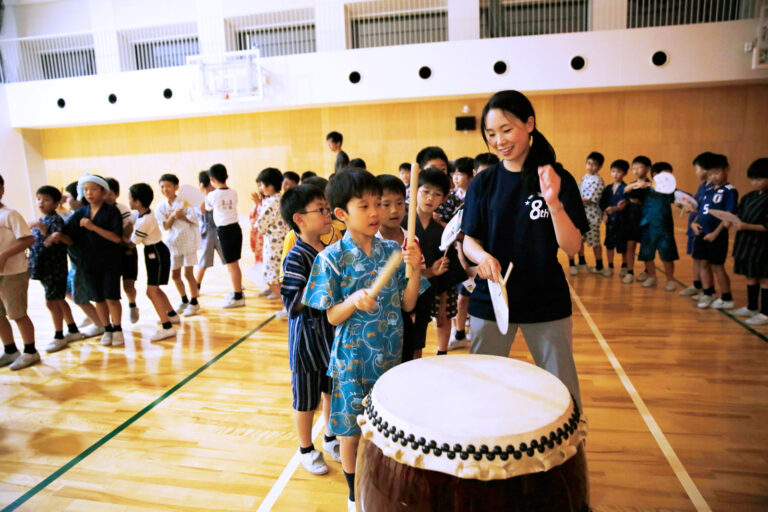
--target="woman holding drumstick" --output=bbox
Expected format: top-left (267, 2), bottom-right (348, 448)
top-left (461, 90), bottom-right (589, 410)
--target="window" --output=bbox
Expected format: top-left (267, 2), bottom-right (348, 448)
top-left (349, 11), bottom-right (448, 49)
top-left (41, 48), bottom-right (96, 79)
top-left (236, 23), bottom-right (316, 56)
top-left (480, 0), bottom-right (589, 38)
top-left (133, 37), bottom-right (199, 70)
top-left (627, 0), bottom-right (754, 28)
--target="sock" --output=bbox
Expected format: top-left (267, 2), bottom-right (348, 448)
top-left (344, 471), bottom-right (355, 501)
top-left (23, 343), bottom-right (37, 354)
top-left (129, 302), bottom-right (137, 308)
top-left (112, 324), bottom-right (122, 332)
top-left (4, 344), bottom-right (18, 354)
top-left (54, 330), bottom-right (64, 339)
top-left (762, 288), bottom-right (768, 316)
top-left (621, 262), bottom-right (627, 269)
top-left (609, 262), bottom-right (614, 269)
top-left (162, 321), bottom-right (172, 330)
top-left (168, 310), bottom-right (178, 318)
top-left (627, 270), bottom-right (634, 275)
top-left (299, 444), bottom-right (314, 454)
top-left (181, 295), bottom-right (189, 304)
top-left (190, 297), bottom-right (199, 306)
top-left (693, 280), bottom-right (702, 290)
top-left (455, 330), bottom-right (466, 341)
top-left (704, 286), bottom-right (715, 296)
top-left (197, 282), bottom-right (202, 291)
top-left (324, 434), bottom-right (337, 443)
top-left (437, 350), bottom-right (447, 355)
top-left (747, 284), bottom-right (759, 311)
top-left (595, 259), bottom-right (604, 271)
top-left (67, 322), bottom-right (78, 333)
top-left (721, 292), bottom-right (733, 302)
top-left (233, 292), bottom-right (243, 300)
top-left (578, 255), bottom-right (586, 265)
top-left (568, 258), bottom-right (575, 267)
top-left (105, 324), bottom-right (114, 333)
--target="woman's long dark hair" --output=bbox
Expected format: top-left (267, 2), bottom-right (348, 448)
top-left (480, 90), bottom-right (556, 192)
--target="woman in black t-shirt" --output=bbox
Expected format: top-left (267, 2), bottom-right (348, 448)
top-left (461, 90), bottom-right (589, 409)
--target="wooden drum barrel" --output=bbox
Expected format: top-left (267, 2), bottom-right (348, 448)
top-left (356, 355), bottom-right (589, 511)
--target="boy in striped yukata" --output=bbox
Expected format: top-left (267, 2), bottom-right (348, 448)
top-left (279, 184), bottom-right (339, 476)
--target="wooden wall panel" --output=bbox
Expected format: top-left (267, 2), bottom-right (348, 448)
top-left (36, 84), bottom-right (767, 216)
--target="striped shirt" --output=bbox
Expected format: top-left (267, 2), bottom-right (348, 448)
top-left (281, 238), bottom-right (333, 373)
top-left (156, 196), bottom-right (200, 255)
top-left (733, 190), bottom-right (768, 263)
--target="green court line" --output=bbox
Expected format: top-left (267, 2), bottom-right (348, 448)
top-left (655, 266), bottom-right (768, 344)
top-left (1, 314), bottom-right (276, 512)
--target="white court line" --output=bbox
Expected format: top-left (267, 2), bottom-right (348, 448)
top-left (256, 417), bottom-right (326, 512)
top-left (569, 285), bottom-right (712, 512)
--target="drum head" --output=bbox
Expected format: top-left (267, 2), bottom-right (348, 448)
top-left (359, 355), bottom-right (586, 481)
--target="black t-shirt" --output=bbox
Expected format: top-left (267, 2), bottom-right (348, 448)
top-left (65, 203), bottom-right (123, 271)
top-left (461, 162), bottom-right (588, 323)
top-left (335, 151), bottom-right (350, 172)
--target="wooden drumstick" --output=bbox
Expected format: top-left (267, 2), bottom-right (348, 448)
top-left (501, 262), bottom-right (514, 287)
top-left (406, 162), bottom-right (420, 278)
top-left (368, 250), bottom-right (403, 299)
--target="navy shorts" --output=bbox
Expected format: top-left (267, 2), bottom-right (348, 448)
top-left (41, 274), bottom-right (67, 301)
top-left (686, 234), bottom-right (696, 255)
top-left (144, 242), bottom-right (171, 287)
top-left (217, 223), bottom-right (242, 264)
top-left (638, 228), bottom-right (679, 262)
top-left (692, 231), bottom-right (729, 265)
top-left (291, 370), bottom-right (331, 412)
top-left (85, 268), bottom-right (121, 302)
top-left (121, 247), bottom-right (139, 281)
top-left (604, 220), bottom-right (626, 253)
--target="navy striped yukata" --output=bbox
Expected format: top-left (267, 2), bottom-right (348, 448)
top-left (281, 238), bottom-right (334, 412)
top-left (733, 190), bottom-right (768, 278)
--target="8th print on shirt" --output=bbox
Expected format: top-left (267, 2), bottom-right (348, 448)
top-left (526, 194), bottom-right (551, 220)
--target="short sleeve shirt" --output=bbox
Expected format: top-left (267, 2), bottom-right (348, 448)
top-left (461, 162), bottom-right (588, 324)
top-left (302, 232), bottom-right (430, 385)
top-left (335, 151), bottom-right (350, 173)
top-left (65, 203), bottom-right (122, 271)
top-left (132, 210), bottom-right (163, 246)
top-left (699, 184), bottom-right (738, 234)
top-left (640, 189), bottom-right (675, 231)
top-left (205, 188), bottom-right (239, 227)
top-left (156, 197), bottom-right (200, 255)
top-left (28, 213), bottom-right (67, 280)
top-left (687, 182), bottom-right (713, 236)
top-left (0, 205), bottom-right (33, 276)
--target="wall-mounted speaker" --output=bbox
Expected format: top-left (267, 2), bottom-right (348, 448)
top-left (455, 116), bottom-right (476, 131)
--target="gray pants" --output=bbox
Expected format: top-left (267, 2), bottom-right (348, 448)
top-left (469, 316), bottom-right (583, 411)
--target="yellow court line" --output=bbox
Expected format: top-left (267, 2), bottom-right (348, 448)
top-left (569, 284), bottom-right (712, 512)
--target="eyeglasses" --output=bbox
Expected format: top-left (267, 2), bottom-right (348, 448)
top-left (300, 207), bottom-right (332, 216)
top-left (418, 189), bottom-right (444, 199)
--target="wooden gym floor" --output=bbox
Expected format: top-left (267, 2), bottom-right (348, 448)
top-left (0, 215), bottom-right (766, 512)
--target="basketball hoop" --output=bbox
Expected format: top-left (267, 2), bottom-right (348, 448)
top-left (187, 49), bottom-right (263, 101)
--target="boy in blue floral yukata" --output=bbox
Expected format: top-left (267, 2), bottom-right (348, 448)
top-left (303, 169), bottom-right (429, 512)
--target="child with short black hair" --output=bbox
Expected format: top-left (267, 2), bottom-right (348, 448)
top-left (255, 167), bottom-right (290, 303)
top-left (105, 177), bottom-right (140, 323)
top-left (598, 159), bottom-right (629, 277)
top-left (730, 158), bottom-right (768, 325)
top-left (679, 152), bottom-right (715, 299)
top-left (451, 157), bottom-right (474, 202)
top-left (301, 171), bottom-right (317, 183)
top-left (280, 184), bottom-right (339, 475)
top-left (570, 151), bottom-right (605, 275)
top-left (631, 162), bottom-right (679, 290)
top-left (0, 174), bottom-right (39, 370)
top-left (283, 171), bottom-right (300, 192)
top-left (621, 156), bottom-right (653, 284)
top-left (448, 157), bottom-right (475, 349)
top-left (347, 158), bottom-right (366, 170)
top-left (157, 173), bottom-right (201, 317)
top-left (195, 170), bottom-right (224, 291)
top-left (692, 153), bottom-right (738, 309)
top-left (129, 183), bottom-right (179, 341)
top-left (398, 162), bottom-right (411, 191)
top-left (474, 152), bottom-right (500, 174)
top-left (303, 169), bottom-right (427, 511)
top-left (326, 131), bottom-right (349, 173)
top-left (28, 185), bottom-right (82, 353)
top-left (205, 164), bottom-right (245, 308)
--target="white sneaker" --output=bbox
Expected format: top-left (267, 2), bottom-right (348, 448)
top-left (0, 351), bottom-right (21, 367)
top-left (299, 449), bottom-right (328, 475)
top-left (78, 317), bottom-right (93, 329)
top-left (266, 293), bottom-right (281, 301)
top-left (322, 438), bottom-right (341, 462)
top-left (587, 266), bottom-right (601, 274)
top-left (223, 297), bottom-right (245, 309)
top-left (82, 325), bottom-right (105, 338)
top-left (175, 302), bottom-right (189, 315)
top-left (691, 292), bottom-right (704, 301)
top-left (447, 337), bottom-right (470, 351)
top-left (275, 308), bottom-right (289, 320)
top-left (679, 286), bottom-right (699, 296)
top-left (710, 298), bottom-right (734, 310)
top-left (182, 304), bottom-right (200, 317)
top-left (697, 295), bottom-right (715, 309)
top-left (129, 306), bottom-right (140, 323)
top-left (732, 306), bottom-right (759, 317)
top-left (64, 331), bottom-right (85, 343)
top-left (256, 288), bottom-right (271, 297)
top-left (641, 277), bottom-right (657, 288)
top-left (622, 274), bottom-right (634, 284)
top-left (664, 281), bottom-right (676, 292)
top-left (45, 337), bottom-right (69, 353)
top-left (169, 314), bottom-right (181, 324)
top-left (100, 331), bottom-right (113, 346)
top-left (348, 499), bottom-right (356, 512)
top-left (150, 327), bottom-right (177, 341)
top-left (111, 331), bottom-right (125, 347)
top-left (9, 352), bottom-right (40, 371)
top-left (568, 266), bottom-right (578, 276)
top-left (619, 268), bottom-right (628, 277)
top-left (745, 313), bottom-right (768, 325)
top-left (601, 268), bottom-right (613, 277)
top-left (577, 264), bottom-right (587, 270)
top-left (636, 271), bottom-right (648, 282)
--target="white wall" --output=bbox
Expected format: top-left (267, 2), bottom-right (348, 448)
top-left (0, 86), bottom-right (38, 219)
top-left (3, 19), bottom-right (767, 129)
top-left (10, 0), bottom-right (91, 37)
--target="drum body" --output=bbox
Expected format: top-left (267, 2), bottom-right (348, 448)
top-left (355, 355), bottom-right (589, 512)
